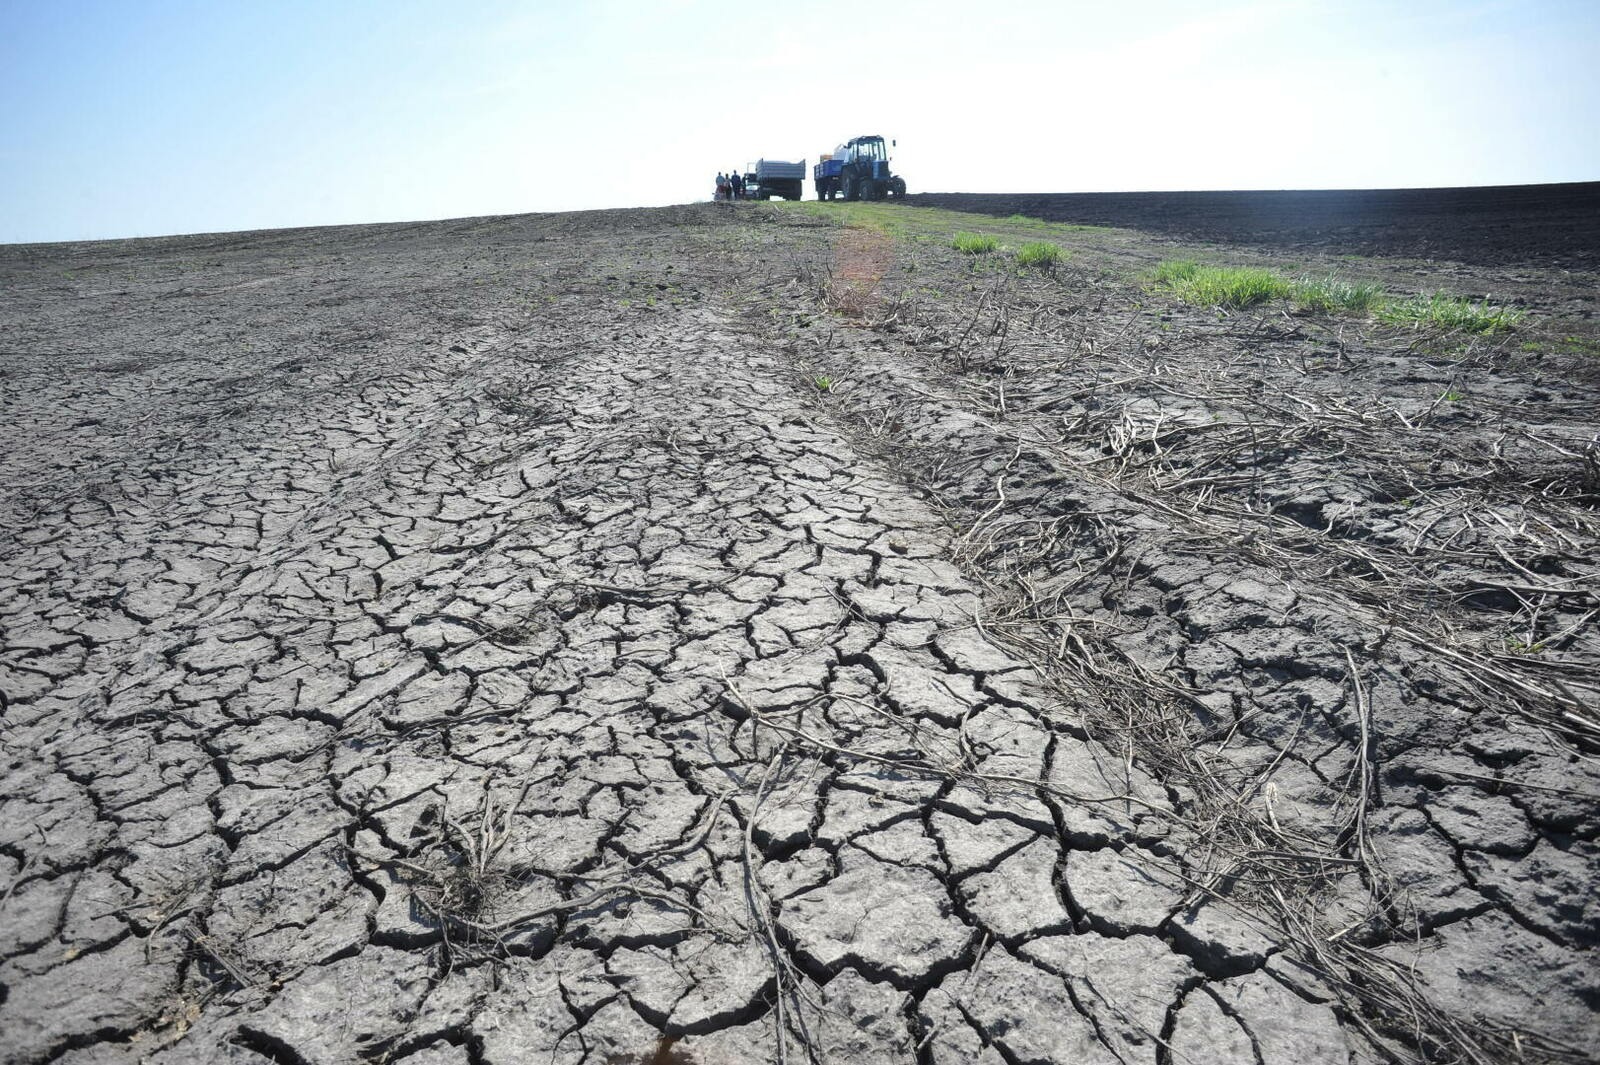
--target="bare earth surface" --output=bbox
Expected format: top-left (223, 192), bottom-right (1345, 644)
top-left (1, 199), bottom-right (1597, 1065)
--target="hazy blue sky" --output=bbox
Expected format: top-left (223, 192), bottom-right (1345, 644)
top-left (2, 0), bottom-right (1596, 242)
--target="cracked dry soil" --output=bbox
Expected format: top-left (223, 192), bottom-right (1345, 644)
top-left (1, 203), bottom-right (1596, 1065)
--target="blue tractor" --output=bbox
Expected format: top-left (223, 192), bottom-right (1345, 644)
top-left (813, 135), bottom-right (907, 202)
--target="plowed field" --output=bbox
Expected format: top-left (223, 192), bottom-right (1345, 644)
top-left (911, 182), bottom-right (1600, 268)
top-left (2, 196), bottom-right (1596, 1065)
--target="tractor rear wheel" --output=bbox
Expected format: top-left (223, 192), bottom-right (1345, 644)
top-left (842, 176), bottom-right (858, 202)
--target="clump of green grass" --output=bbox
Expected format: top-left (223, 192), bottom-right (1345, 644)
top-left (1153, 259), bottom-right (1200, 285)
top-left (1290, 276), bottom-right (1384, 313)
top-left (952, 232), bottom-right (999, 255)
top-left (1015, 241), bottom-right (1065, 269)
top-left (1522, 336), bottom-right (1600, 357)
top-left (1154, 258), bottom-right (1530, 332)
top-left (1154, 259), bottom-right (1290, 308)
top-left (813, 375), bottom-right (834, 392)
top-left (1378, 292), bottom-right (1524, 333)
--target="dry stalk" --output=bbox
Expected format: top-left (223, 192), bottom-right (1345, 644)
top-left (347, 780), bottom-right (743, 969)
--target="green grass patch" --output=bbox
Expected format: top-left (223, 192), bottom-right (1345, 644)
top-left (1154, 260), bottom-right (1510, 327)
top-left (1015, 241), bottom-right (1065, 269)
top-left (1377, 292), bottom-right (1524, 334)
top-left (952, 232), bottom-right (999, 255)
top-left (1152, 260), bottom-right (1201, 286)
top-left (1518, 335), bottom-right (1600, 357)
top-left (1290, 276), bottom-right (1384, 313)
top-left (1154, 260), bottom-right (1290, 308)
top-left (774, 200), bottom-right (1108, 244)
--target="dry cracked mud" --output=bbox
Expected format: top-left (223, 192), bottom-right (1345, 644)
top-left (1, 201), bottom-right (1596, 1065)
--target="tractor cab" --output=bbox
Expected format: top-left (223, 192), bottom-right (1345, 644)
top-left (846, 136), bottom-right (887, 166)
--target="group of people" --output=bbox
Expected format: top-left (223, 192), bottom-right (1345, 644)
top-left (714, 169), bottom-right (747, 202)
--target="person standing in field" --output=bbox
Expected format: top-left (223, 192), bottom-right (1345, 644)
top-left (731, 170), bottom-right (743, 200)
top-left (715, 172), bottom-right (728, 201)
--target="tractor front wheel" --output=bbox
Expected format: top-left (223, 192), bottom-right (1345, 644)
top-left (888, 177), bottom-right (907, 199)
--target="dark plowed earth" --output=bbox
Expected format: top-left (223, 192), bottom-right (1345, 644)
top-left (0, 203), bottom-right (1596, 1065)
top-left (911, 183), bottom-right (1600, 268)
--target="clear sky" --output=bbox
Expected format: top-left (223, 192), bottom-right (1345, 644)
top-left (2, 0), bottom-right (1596, 243)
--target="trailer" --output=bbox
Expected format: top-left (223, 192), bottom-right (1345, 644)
top-left (744, 159), bottom-right (806, 201)
top-left (814, 135), bottom-right (906, 202)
